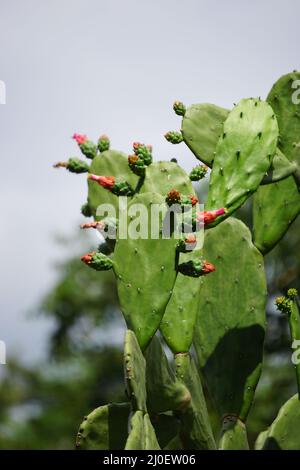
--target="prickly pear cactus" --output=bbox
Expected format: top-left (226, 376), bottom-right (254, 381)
top-left (55, 71), bottom-right (300, 452)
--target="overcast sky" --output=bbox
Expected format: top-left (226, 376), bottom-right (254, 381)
top-left (0, 0), bottom-right (299, 362)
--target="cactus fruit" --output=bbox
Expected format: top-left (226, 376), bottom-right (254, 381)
top-left (88, 149), bottom-right (139, 218)
top-left (205, 98), bottom-right (279, 223)
top-left (81, 251), bottom-right (113, 271)
top-left (189, 165), bottom-right (208, 181)
top-left (164, 131), bottom-right (183, 144)
top-left (73, 133), bottom-right (97, 159)
top-left (261, 394), bottom-right (300, 450)
top-left (194, 218), bottom-right (266, 422)
top-left (180, 103), bottom-right (229, 166)
top-left (113, 192), bottom-right (178, 349)
top-left (76, 403), bottom-right (131, 450)
top-left (98, 135), bottom-right (110, 153)
top-left (53, 158), bottom-right (89, 173)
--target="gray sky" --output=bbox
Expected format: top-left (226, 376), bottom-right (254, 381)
top-left (0, 0), bottom-right (299, 362)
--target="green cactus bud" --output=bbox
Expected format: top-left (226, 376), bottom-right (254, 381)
top-left (81, 251), bottom-right (113, 271)
top-left (173, 101), bottom-right (186, 116)
top-left (189, 165), bottom-right (208, 181)
top-left (53, 158), bottom-right (89, 174)
top-left (275, 296), bottom-right (292, 315)
top-left (97, 135), bottom-right (110, 152)
top-left (164, 131), bottom-right (183, 144)
top-left (81, 202), bottom-right (92, 217)
top-left (287, 288), bottom-right (298, 299)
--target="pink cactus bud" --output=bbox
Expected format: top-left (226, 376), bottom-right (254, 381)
top-left (80, 221), bottom-right (105, 230)
top-left (197, 208), bottom-right (226, 225)
top-left (185, 234), bottom-right (197, 244)
top-left (202, 261), bottom-right (216, 274)
top-left (133, 142), bottom-right (142, 151)
top-left (73, 133), bottom-right (88, 145)
top-left (189, 195), bottom-right (198, 207)
top-left (88, 174), bottom-right (115, 189)
top-left (81, 252), bottom-right (96, 265)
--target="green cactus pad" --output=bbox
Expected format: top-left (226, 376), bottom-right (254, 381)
top-left (175, 353), bottom-right (216, 449)
top-left (254, 429), bottom-right (269, 450)
top-left (88, 150), bottom-right (138, 218)
top-left (206, 98), bottom-right (279, 221)
top-left (141, 161), bottom-right (194, 195)
top-left (76, 403), bottom-right (130, 450)
top-left (124, 330), bottom-right (147, 411)
top-left (267, 71), bottom-right (300, 168)
top-left (151, 414), bottom-right (182, 449)
top-left (262, 394), bottom-right (300, 449)
top-left (194, 218), bottom-right (266, 421)
top-left (253, 177), bottom-right (300, 254)
top-left (253, 72), bottom-right (300, 253)
top-left (125, 411), bottom-right (160, 450)
top-left (218, 416), bottom-right (249, 450)
top-left (261, 148), bottom-right (297, 184)
top-left (145, 335), bottom-right (190, 413)
top-left (181, 103), bottom-right (229, 166)
top-left (160, 250), bottom-right (201, 354)
top-left (113, 192), bottom-right (178, 349)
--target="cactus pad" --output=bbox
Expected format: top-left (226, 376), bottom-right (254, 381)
top-left (194, 218), bottom-right (266, 421)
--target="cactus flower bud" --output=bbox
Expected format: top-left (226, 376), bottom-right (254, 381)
top-left (189, 165), bottom-right (208, 181)
top-left (173, 101), bottom-right (186, 116)
top-left (287, 288), bottom-right (298, 299)
top-left (73, 133), bottom-right (97, 159)
top-left (80, 221), bottom-right (104, 230)
top-left (166, 189), bottom-right (181, 206)
top-left (73, 133), bottom-right (88, 145)
top-left (88, 174), bottom-right (134, 196)
top-left (275, 296), bottom-right (292, 315)
top-left (88, 174), bottom-right (115, 189)
top-left (81, 251), bottom-right (113, 271)
top-left (53, 158), bottom-right (89, 174)
top-left (197, 208), bottom-right (226, 225)
top-left (98, 135), bottom-right (110, 152)
top-left (178, 259), bottom-right (216, 277)
top-left (164, 131), bottom-right (183, 144)
top-left (177, 234), bottom-right (197, 253)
